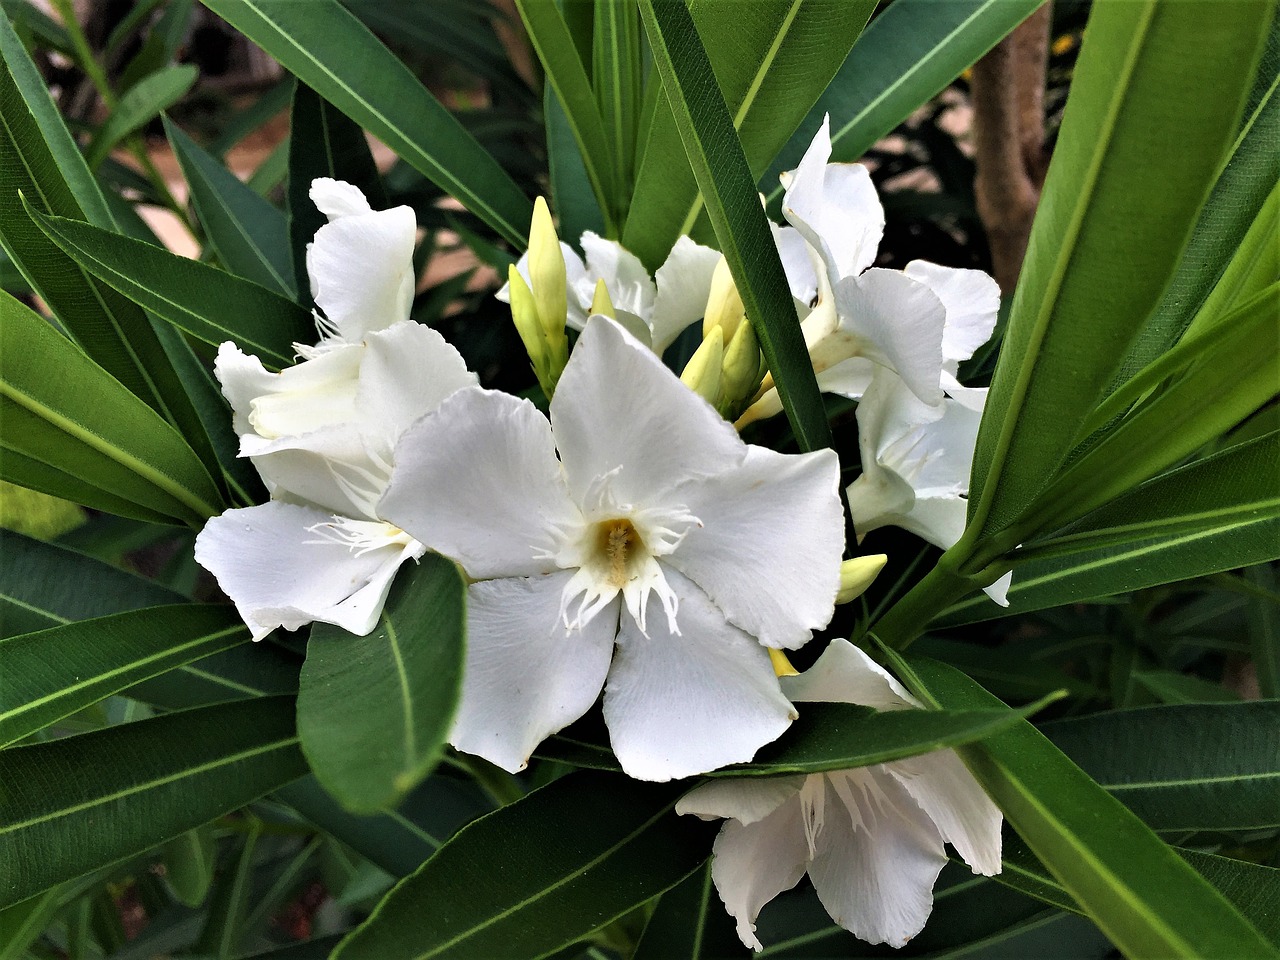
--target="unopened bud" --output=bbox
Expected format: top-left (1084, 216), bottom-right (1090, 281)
top-left (717, 317), bottom-right (763, 418)
top-left (769, 648), bottom-right (799, 678)
top-left (527, 197), bottom-right (567, 343)
top-left (680, 325), bottom-right (723, 405)
top-left (703, 256), bottom-right (745, 339)
top-left (590, 278), bottom-right (616, 319)
top-left (836, 554), bottom-right (888, 604)
top-left (508, 264), bottom-right (557, 398)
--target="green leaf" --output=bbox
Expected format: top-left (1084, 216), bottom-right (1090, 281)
top-left (965, 1), bottom-right (1272, 546)
top-left (298, 554), bottom-right (465, 814)
top-left (84, 64), bottom-right (197, 169)
top-left (0, 604), bottom-right (248, 747)
top-left (636, 0), bottom-right (829, 453)
top-left (29, 206), bottom-right (312, 368)
top-left (201, 0), bottom-right (533, 248)
top-left (0, 291), bottom-right (223, 525)
top-left (0, 696), bottom-right (308, 908)
top-left (1247, 564), bottom-right (1280, 697)
top-left (1041, 702), bottom-right (1280, 832)
top-left (0, 883), bottom-right (69, 960)
top-left (592, 0), bottom-right (640, 222)
top-left (1131, 670), bottom-right (1243, 705)
top-left (632, 861), bottom-right (742, 959)
top-left (165, 117), bottom-right (295, 297)
top-left (762, 0), bottom-right (1044, 211)
top-left (901, 656), bottom-right (1278, 959)
top-left (286, 82), bottom-right (385, 304)
top-left (545, 88), bottom-right (606, 245)
top-left (162, 825), bottom-right (217, 908)
top-left (514, 0), bottom-right (618, 234)
top-left (195, 820), bottom-right (262, 959)
top-left (332, 771), bottom-right (716, 960)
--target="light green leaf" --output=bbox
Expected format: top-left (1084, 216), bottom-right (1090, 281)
top-left (0, 604), bottom-right (247, 747)
top-left (162, 825), bottom-right (217, 908)
top-left (298, 555), bottom-right (465, 814)
top-left (0, 291), bottom-right (223, 525)
top-left (84, 64), bottom-right (197, 169)
top-left (332, 771), bottom-right (715, 960)
top-left (0, 696), bottom-right (308, 908)
top-left (201, 0), bottom-right (533, 248)
top-left (29, 206), bottom-right (312, 368)
top-left (1132, 670), bottom-right (1243, 705)
top-left (165, 116), bottom-right (295, 296)
top-left (636, 0), bottom-right (829, 452)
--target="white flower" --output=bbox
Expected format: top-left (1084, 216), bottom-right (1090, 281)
top-left (380, 316), bottom-right (845, 781)
top-left (195, 179), bottom-right (477, 640)
top-left (677, 638), bottom-right (1002, 951)
top-left (845, 368), bottom-right (1011, 605)
top-left (500, 231), bottom-right (722, 356)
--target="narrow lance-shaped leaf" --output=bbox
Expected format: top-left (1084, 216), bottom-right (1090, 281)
top-left (83, 64), bottom-right (197, 169)
top-left (636, 0), bottom-right (830, 452)
top-left (0, 696), bottom-right (308, 909)
top-left (201, 0), bottom-right (533, 248)
top-left (298, 554), bottom-right (466, 814)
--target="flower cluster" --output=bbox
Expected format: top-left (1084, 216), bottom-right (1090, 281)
top-left (195, 121), bottom-right (1005, 951)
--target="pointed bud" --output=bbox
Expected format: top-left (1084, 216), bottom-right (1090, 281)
top-left (590, 278), bottom-right (616, 319)
top-left (717, 317), bottom-right (763, 417)
top-left (680, 325), bottom-right (723, 405)
top-left (836, 554), bottom-right (888, 604)
top-left (769, 648), bottom-right (799, 678)
top-left (507, 264), bottom-right (557, 397)
top-left (527, 198), bottom-right (567, 338)
top-left (703, 256), bottom-right (745, 339)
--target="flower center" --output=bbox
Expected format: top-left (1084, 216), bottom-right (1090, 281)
top-left (595, 517), bottom-right (645, 589)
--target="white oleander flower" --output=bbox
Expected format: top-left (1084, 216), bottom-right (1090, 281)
top-left (380, 316), bottom-right (845, 781)
top-left (194, 179), bottom-right (477, 640)
top-left (678, 638), bottom-right (1002, 950)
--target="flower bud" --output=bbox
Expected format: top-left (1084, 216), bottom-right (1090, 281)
top-left (680, 325), bottom-right (724, 405)
top-left (717, 316), bottom-right (763, 418)
top-left (590, 278), bottom-right (616, 320)
top-left (703, 256), bottom-right (745, 339)
top-left (769, 648), bottom-right (799, 678)
top-left (507, 264), bottom-right (558, 398)
top-left (527, 197), bottom-right (567, 346)
top-left (836, 554), bottom-right (888, 604)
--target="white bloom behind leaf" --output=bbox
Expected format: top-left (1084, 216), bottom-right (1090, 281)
top-left (380, 316), bottom-right (845, 781)
top-left (195, 179), bottom-right (477, 640)
top-left (678, 639), bottom-right (1002, 951)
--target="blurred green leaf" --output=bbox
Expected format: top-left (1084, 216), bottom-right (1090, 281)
top-left (1247, 564), bottom-right (1280, 697)
top-left (298, 555), bottom-right (465, 814)
top-left (163, 825), bottom-right (217, 908)
top-left (195, 820), bottom-right (262, 959)
top-left (632, 861), bottom-right (742, 959)
top-left (165, 117), bottom-right (296, 296)
top-left (1131, 670), bottom-right (1243, 705)
top-left (202, 0), bottom-right (533, 248)
top-left (0, 696), bottom-right (307, 908)
top-left (0, 604), bottom-right (247, 747)
top-left (29, 206), bottom-right (312, 368)
top-left (637, 0), bottom-right (829, 452)
top-left (332, 771), bottom-right (715, 959)
top-left (84, 64), bottom-right (197, 170)
top-left (0, 291), bottom-right (223, 525)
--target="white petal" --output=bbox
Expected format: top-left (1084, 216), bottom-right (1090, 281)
top-left (602, 571), bottom-right (796, 781)
top-left (306, 201), bottom-right (417, 342)
top-left (677, 775), bottom-right (805, 824)
top-left (830, 269), bottom-right (946, 406)
top-left (500, 241), bottom-right (591, 331)
top-left (896, 495), bottom-right (969, 554)
top-left (781, 638), bottom-right (921, 710)
top-left (708, 794), bottom-right (813, 950)
top-left (650, 236), bottom-right (722, 355)
top-left (310, 178), bottom-right (373, 219)
top-left (781, 116), bottom-right (884, 283)
top-left (581, 232), bottom-right (656, 323)
top-left (194, 501), bottom-right (422, 641)
top-left (808, 767), bottom-right (947, 948)
top-left (243, 424), bottom-right (382, 520)
top-left (815, 356), bottom-right (876, 400)
top-left (239, 344), bottom-right (363, 441)
top-left (984, 570), bottom-right (1013, 607)
top-left (353, 321), bottom-right (478, 460)
top-left (450, 573), bottom-right (616, 772)
top-left (665, 445), bottom-right (844, 650)
top-left (885, 749), bottom-right (1003, 876)
top-left (214, 341), bottom-right (283, 437)
top-left (904, 261), bottom-right (1000, 369)
top-left (550, 317), bottom-right (746, 508)
top-left (380, 387), bottom-right (579, 579)
top-left (941, 372), bottom-right (989, 413)
top-left (774, 224), bottom-right (818, 307)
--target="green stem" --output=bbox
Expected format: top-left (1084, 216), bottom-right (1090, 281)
top-left (870, 562), bottom-right (974, 651)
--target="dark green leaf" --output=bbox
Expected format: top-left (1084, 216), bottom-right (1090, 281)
top-left (1132, 670), bottom-right (1243, 705)
top-left (546, 86), bottom-right (606, 244)
top-left (298, 555), bottom-right (465, 814)
top-left (636, 0), bottom-right (829, 452)
top-left (162, 825), bottom-right (217, 908)
top-left (195, 821), bottom-right (262, 958)
top-left (332, 771), bottom-right (715, 959)
top-left (632, 861), bottom-right (742, 960)
top-left (84, 64), bottom-right (197, 169)
top-left (0, 696), bottom-right (307, 908)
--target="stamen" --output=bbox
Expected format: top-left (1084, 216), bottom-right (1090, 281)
top-left (305, 516), bottom-right (416, 557)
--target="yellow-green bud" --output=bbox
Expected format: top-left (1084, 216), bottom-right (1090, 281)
top-left (703, 256), bottom-right (745, 339)
top-left (507, 264), bottom-right (557, 398)
top-left (836, 554), bottom-right (888, 604)
top-left (717, 317), bottom-right (763, 418)
top-left (680, 325), bottom-right (723, 405)
top-left (527, 197), bottom-right (567, 348)
top-left (769, 648), bottom-right (799, 678)
top-left (590, 278), bottom-right (616, 319)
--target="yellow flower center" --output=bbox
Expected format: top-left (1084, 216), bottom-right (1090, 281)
top-left (595, 518), bottom-right (645, 589)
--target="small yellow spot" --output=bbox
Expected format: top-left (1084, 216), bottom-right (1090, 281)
top-left (1051, 33), bottom-right (1076, 56)
top-left (596, 518), bottom-right (643, 588)
top-left (769, 648), bottom-right (800, 677)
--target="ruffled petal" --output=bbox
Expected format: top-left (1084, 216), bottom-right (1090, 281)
top-left (194, 501), bottom-right (422, 641)
top-left (664, 445), bottom-right (843, 650)
top-left (310, 178), bottom-right (372, 219)
top-left (830, 269), bottom-right (946, 406)
top-left (885, 749), bottom-right (1003, 876)
top-left (602, 571), bottom-right (796, 781)
top-left (380, 387), bottom-right (579, 579)
top-left (781, 116), bottom-right (884, 283)
top-left (808, 767), bottom-right (947, 948)
top-left (214, 341), bottom-right (286, 437)
top-left (650, 236), bottom-right (722, 355)
top-left (708, 794), bottom-right (813, 950)
top-left (306, 194), bottom-right (417, 342)
top-left (676, 775), bottom-right (805, 824)
top-left (781, 638), bottom-right (921, 710)
top-left (581, 231), bottom-right (656, 328)
top-left (551, 317), bottom-right (745, 509)
top-left (904, 261), bottom-right (1000, 370)
top-left (450, 573), bottom-right (616, 772)
top-left (353, 321), bottom-right (477, 460)
top-left (237, 345), bottom-right (363, 441)
top-left (242, 424), bottom-right (382, 520)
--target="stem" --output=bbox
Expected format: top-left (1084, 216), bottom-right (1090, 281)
top-left (871, 562), bottom-right (974, 651)
top-left (445, 752), bottom-right (525, 807)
